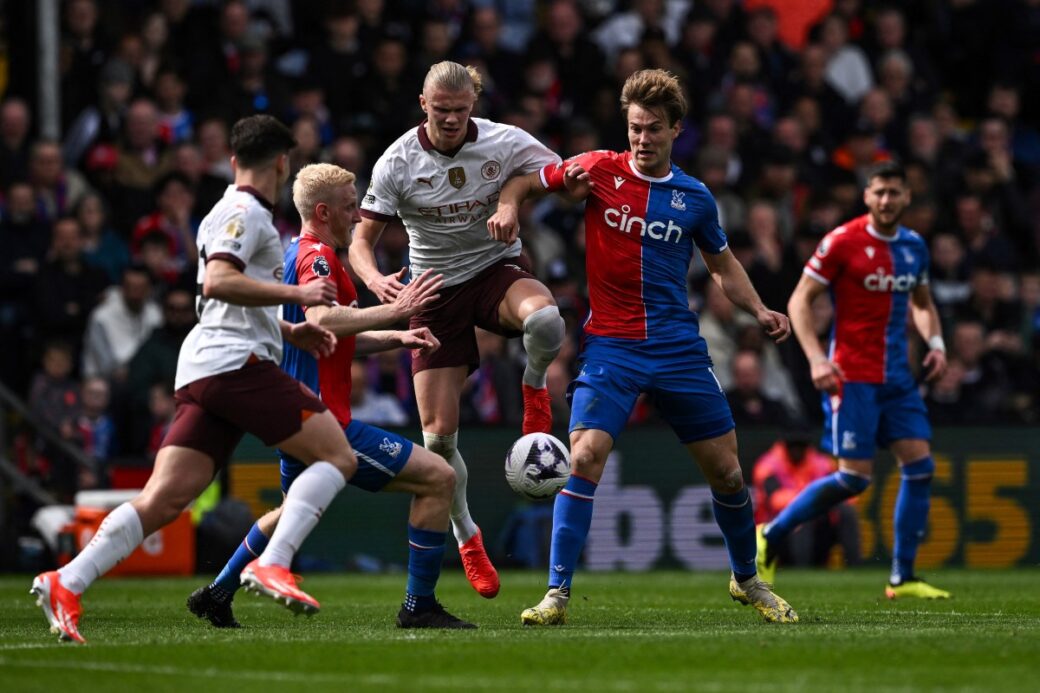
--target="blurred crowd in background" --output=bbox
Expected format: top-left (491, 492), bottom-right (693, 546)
top-left (2, 0), bottom-right (1039, 502)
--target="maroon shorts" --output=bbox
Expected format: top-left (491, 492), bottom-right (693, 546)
top-left (410, 255), bottom-right (535, 375)
top-left (162, 358), bottom-right (327, 466)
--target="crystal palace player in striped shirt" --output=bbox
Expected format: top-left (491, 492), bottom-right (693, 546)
top-left (489, 69), bottom-right (798, 625)
top-left (760, 161), bottom-right (951, 600)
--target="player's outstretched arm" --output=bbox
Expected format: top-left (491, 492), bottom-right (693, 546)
top-left (306, 269), bottom-right (444, 338)
top-left (702, 247), bottom-right (791, 343)
top-left (204, 258), bottom-right (336, 307)
top-left (488, 171), bottom-right (543, 244)
top-left (909, 284), bottom-right (947, 382)
top-left (355, 326), bottom-right (440, 356)
top-left (349, 218), bottom-right (407, 303)
top-left (787, 273), bottom-right (844, 393)
top-left (280, 320), bottom-right (337, 359)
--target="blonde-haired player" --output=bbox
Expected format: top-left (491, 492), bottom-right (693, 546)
top-left (351, 61), bottom-right (566, 598)
top-left (187, 162), bottom-right (477, 629)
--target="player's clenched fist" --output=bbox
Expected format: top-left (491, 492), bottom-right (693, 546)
top-left (810, 357), bottom-right (845, 394)
top-left (487, 206), bottom-right (519, 244)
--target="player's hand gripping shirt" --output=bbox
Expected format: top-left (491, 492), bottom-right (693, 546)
top-left (281, 236), bottom-right (358, 427)
top-left (176, 186), bottom-right (285, 390)
top-left (540, 150), bottom-right (728, 356)
top-left (360, 118), bottom-right (559, 287)
top-left (803, 215), bottom-right (930, 385)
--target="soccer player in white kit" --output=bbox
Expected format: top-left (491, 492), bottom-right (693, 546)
top-left (349, 62), bottom-right (566, 598)
top-left (31, 116), bottom-right (358, 643)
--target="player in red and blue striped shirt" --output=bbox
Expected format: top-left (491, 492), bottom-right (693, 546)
top-left (490, 69), bottom-right (798, 625)
top-left (761, 161), bottom-right (952, 600)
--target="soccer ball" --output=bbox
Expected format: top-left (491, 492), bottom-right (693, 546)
top-left (504, 432), bottom-right (571, 500)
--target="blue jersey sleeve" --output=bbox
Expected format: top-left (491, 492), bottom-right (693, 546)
top-left (691, 184), bottom-right (728, 254)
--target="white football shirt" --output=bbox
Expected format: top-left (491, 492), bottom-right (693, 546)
top-left (361, 118), bottom-right (560, 286)
top-left (175, 185), bottom-right (286, 389)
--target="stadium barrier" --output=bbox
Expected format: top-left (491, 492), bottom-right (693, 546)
top-left (227, 427), bottom-right (1039, 571)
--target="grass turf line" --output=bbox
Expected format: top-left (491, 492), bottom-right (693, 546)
top-left (2, 569), bottom-right (1038, 692)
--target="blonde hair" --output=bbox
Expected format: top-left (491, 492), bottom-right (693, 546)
top-left (423, 60), bottom-right (483, 96)
top-left (620, 69), bottom-right (687, 126)
top-left (292, 163), bottom-right (356, 221)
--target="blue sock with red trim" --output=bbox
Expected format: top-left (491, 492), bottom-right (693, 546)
top-left (211, 522), bottom-right (268, 602)
top-left (547, 475), bottom-right (598, 589)
top-left (405, 525), bottom-right (447, 612)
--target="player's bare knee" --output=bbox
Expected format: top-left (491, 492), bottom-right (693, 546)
top-left (713, 466), bottom-right (746, 495)
top-left (570, 443), bottom-right (605, 480)
top-left (327, 449), bottom-right (357, 480)
top-left (429, 462), bottom-right (456, 498)
top-left (135, 493), bottom-right (186, 528)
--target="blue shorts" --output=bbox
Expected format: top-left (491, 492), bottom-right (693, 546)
top-left (568, 334), bottom-right (735, 444)
top-left (821, 380), bottom-right (931, 460)
top-left (279, 419), bottom-right (414, 493)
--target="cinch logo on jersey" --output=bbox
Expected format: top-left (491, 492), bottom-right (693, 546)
top-left (417, 192), bottom-right (500, 224)
top-left (603, 204), bottom-right (684, 243)
top-left (863, 267), bottom-right (918, 292)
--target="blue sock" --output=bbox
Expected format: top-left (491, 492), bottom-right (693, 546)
top-left (211, 521), bottom-right (269, 601)
top-left (764, 471), bottom-right (870, 544)
top-left (711, 487), bottom-right (758, 583)
top-left (548, 475), bottom-right (598, 590)
top-left (892, 456), bottom-right (934, 584)
top-left (405, 525), bottom-right (446, 612)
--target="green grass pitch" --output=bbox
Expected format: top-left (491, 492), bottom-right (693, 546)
top-left (2, 569), bottom-right (1038, 692)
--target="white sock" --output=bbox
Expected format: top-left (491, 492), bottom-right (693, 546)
top-left (259, 461), bottom-right (346, 567)
top-left (59, 502), bottom-right (143, 594)
top-left (522, 305), bottom-right (565, 389)
top-left (423, 430), bottom-right (479, 545)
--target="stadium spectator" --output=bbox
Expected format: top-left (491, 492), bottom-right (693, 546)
top-left (26, 340), bottom-right (90, 499)
top-left (0, 182), bottom-right (50, 390)
top-left (0, 97), bottom-right (32, 188)
top-left (81, 264), bottom-right (162, 381)
top-left (527, 1), bottom-right (606, 118)
top-left (32, 216), bottom-right (110, 362)
top-left (725, 349), bottom-right (789, 427)
top-left (350, 359), bottom-right (409, 428)
top-left (60, 0), bottom-right (110, 129)
top-left (752, 426), bottom-right (860, 567)
top-left (818, 13), bottom-right (873, 106)
top-left (145, 381), bottom-right (176, 460)
top-left (76, 192), bottom-right (129, 285)
top-left (154, 68), bottom-right (194, 146)
top-left (125, 287), bottom-right (196, 453)
top-left (29, 141), bottom-right (94, 223)
top-left (111, 99), bottom-right (174, 230)
top-left (130, 172), bottom-right (199, 275)
top-left (74, 376), bottom-right (116, 481)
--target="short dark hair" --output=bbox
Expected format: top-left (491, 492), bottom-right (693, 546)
top-left (230, 115), bottom-right (296, 169)
top-left (865, 160), bottom-right (906, 185)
